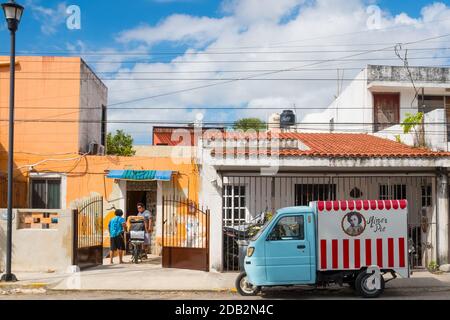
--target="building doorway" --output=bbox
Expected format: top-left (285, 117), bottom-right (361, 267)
top-left (125, 181), bottom-right (158, 254)
top-left (126, 191), bottom-right (147, 218)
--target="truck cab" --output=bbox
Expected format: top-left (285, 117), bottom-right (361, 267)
top-left (244, 207), bottom-right (317, 286)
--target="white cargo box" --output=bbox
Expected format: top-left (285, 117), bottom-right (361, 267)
top-left (311, 200), bottom-right (409, 278)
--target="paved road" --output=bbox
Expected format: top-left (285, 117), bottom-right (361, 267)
top-left (2, 286), bottom-right (450, 300)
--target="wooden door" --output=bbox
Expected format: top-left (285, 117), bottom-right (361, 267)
top-left (373, 93), bottom-right (400, 132)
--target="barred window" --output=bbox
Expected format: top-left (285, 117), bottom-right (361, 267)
top-left (31, 179), bottom-right (61, 209)
top-left (223, 185), bottom-right (246, 226)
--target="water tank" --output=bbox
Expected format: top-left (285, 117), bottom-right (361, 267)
top-left (280, 110), bottom-right (296, 128)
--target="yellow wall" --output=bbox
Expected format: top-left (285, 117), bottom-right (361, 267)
top-left (0, 56), bottom-right (82, 154)
top-left (5, 153), bottom-right (200, 253)
top-left (3, 153), bottom-right (199, 206)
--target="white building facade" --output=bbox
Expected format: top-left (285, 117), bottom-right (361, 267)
top-left (197, 132), bottom-right (450, 272)
top-left (301, 65), bottom-right (450, 152)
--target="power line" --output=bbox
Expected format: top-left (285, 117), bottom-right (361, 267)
top-left (3, 55), bottom-right (450, 64)
top-left (0, 106), bottom-right (442, 111)
top-left (0, 119), bottom-right (448, 125)
top-left (5, 47), bottom-right (450, 56)
top-left (4, 76), bottom-right (450, 81)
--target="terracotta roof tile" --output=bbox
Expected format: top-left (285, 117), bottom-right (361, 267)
top-left (211, 132), bottom-right (450, 159)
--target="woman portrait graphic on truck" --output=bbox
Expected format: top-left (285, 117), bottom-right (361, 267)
top-left (342, 212), bottom-right (366, 236)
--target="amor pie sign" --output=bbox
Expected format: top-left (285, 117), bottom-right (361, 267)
top-left (315, 200), bottom-right (408, 272)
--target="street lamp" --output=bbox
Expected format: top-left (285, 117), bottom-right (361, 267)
top-left (1, 0), bottom-right (24, 283)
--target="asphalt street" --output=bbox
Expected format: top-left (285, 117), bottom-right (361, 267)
top-left (1, 286), bottom-right (450, 300)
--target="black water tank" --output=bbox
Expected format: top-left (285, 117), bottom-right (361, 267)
top-left (280, 110), bottom-right (296, 128)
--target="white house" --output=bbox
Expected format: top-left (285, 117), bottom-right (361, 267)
top-left (300, 65), bottom-right (450, 152)
top-left (198, 131), bottom-right (450, 272)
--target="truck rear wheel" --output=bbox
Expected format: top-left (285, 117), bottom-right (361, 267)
top-left (235, 272), bottom-right (261, 296)
top-left (355, 271), bottom-right (385, 298)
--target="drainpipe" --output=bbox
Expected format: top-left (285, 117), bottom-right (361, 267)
top-left (436, 167), bottom-right (449, 266)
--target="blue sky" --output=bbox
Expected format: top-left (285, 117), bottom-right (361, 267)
top-left (1, 0), bottom-right (450, 144)
top-left (2, 0), bottom-right (446, 54)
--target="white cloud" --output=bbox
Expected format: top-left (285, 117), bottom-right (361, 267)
top-left (26, 0), bottom-right (68, 35)
top-left (98, 0), bottom-right (450, 143)
top-left (117, 14), bottom-right (236, 47)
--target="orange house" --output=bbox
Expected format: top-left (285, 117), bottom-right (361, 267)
top-left (0, 56), bottom-right (201, 257)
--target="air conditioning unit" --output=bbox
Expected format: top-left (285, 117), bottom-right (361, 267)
top-left (89, 142), bottom-right (105, 155)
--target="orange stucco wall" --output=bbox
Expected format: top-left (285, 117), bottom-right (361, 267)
top-left (0, 56), bottom-right (82, 154)
top-left (2, 153), bottom-right (199, 206)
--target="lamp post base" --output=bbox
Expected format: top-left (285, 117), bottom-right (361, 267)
top-left (1, 273), bottom-right (18, 282)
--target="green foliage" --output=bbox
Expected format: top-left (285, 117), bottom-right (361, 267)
top-left (428, 261), bottom-right (439, 273)
top-left (233, 118), bottom-right (267, 131)
top-left (401, 112), bottom-right (424, 134)
top-left (394, 135), bottom-right (402, 143)
top-left (106, 130), bottom-right (136, 156)
top-left (400, 112), bottom-right (425, 147)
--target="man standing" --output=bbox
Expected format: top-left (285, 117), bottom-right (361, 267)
top-left (137, 202), bottom-right (153, 255)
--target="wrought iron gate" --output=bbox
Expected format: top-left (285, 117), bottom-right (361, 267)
top-left (162, 196), bottom-right (210, 271)
top-left (73, 195), bottom-right (104, 270)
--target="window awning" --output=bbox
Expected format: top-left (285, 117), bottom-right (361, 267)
top-left (106, 170), bottom-right (173, 181)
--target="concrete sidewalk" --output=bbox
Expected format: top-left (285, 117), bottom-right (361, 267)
top-left (3, 257), bottom-right (450, 292)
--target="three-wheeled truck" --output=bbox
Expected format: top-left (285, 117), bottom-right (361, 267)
top-left (236, 200), bottom-right (409, 298)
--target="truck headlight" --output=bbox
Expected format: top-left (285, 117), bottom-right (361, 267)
top-left (247, 247), bottom-right (255, 257)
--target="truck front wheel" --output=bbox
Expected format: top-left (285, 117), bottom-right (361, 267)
top-left (355, 271), bottom-right (385, 298)
top-left (235, 272), bottom-right (261, 296)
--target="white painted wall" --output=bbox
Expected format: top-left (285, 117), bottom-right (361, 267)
top-left (298, 66), bottom-right (449, 151)
top-left (0, 209), bottom-right (73, 272)
top-left (199, 163), bottom-right (223, 272)
top-left (301, 69), bottom-right (370, 132)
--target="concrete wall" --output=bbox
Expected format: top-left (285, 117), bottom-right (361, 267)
top-left (79, 61), bottom-right (108, 153)
top-left (299, 65), bottom-right (449, 152)
top-left (300, 69), bottom-right (370, 132)
top-left (424, 109), bottom-right (448, 152)
top-left (0, 209), bottom-right (73, 272)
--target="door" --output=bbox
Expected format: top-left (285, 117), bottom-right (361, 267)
top-left (126, 191), bottom-right (147, 218)
top-left (264, 214), bottom-right (312, 283)
top-left (373, 93), bottom-right (400, 132)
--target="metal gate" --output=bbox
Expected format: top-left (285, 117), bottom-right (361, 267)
top-left (221, 174), bottom-right (436, 271)
top-left (162, 196), bottom-right (210, 271)
top-left (73, 195), bottom-right (104, 270)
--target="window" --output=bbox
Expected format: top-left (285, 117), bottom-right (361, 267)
top-left (373, 93), bottom-right (400, 132)
top-left (268, 216), bottom-right (304, 241)
top-left (31, 179), bottom-right (61, 209)
top-left (295, 184), bottom-right (336, 206)
top-left (418, 95), bottom-right (445, 113)
top-left (421, 184), bottom-right (432, 207)
top-left (379, 184), bottom-right (406, 200)
top-left (223, 185), bottom-right (246, 225)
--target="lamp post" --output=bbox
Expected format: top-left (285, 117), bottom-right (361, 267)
top-left (1, 0), bottom-right (24, 283)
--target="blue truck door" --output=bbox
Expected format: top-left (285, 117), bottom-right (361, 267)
top-left (264, 214), bottom-right (312, 283)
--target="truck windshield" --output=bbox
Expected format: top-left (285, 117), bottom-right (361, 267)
top-left (251, 219), bottom-right (272, 241)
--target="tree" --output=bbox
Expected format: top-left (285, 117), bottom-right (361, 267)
top-left (233, 118), bottom-right (266, 131)
top-left (401, 112), bottom-right (425, 147)
top-left (106, 130), bottom-right (136, 156)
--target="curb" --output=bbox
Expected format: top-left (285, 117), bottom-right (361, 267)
top-left (0, 282), bottom-right (48, 289)
top-left (47, 288), bottom-right (237, 293)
